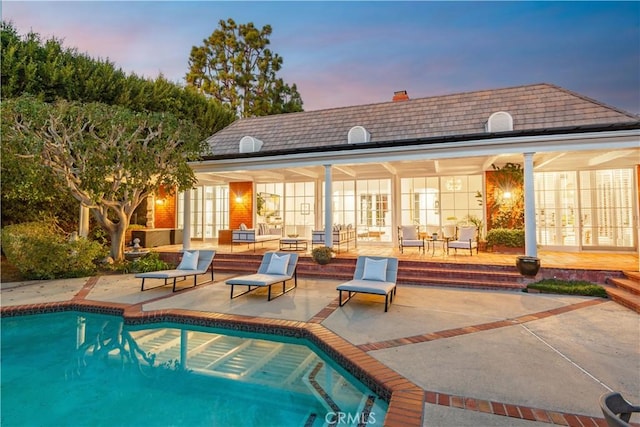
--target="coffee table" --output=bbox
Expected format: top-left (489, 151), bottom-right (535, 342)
top-left (279, 237), bottom-right (308, 251)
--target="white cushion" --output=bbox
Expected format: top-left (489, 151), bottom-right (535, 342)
top-left (266, 253), bottom-right (290, 275)
top-left (239, 223), bottom-right (247, 230)
top-left (337, 279), bottom-right (395, 295)
top-left (401, 225), bottom-right (418, 240)
top-left (362, 257), bottom-right (387, 282)
top-left (458, 226), bottom-right (477, 241)
top-left (177, 250), bottom-right (199, 270)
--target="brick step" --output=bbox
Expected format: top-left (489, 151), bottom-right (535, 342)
top-left (623, 271), bottom-right (640, 282)
top-left (212, 254), bottom-right (524, 291)
top-left (395, 267), bottom-right (522, 282)
top-left (398, 260), bottom-right (518, 273)
top-left (603, 285), bottom-right (640, 314)
top-left (608, 277), bottom-right (640, 296)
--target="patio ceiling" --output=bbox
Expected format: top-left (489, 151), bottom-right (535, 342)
top-left (194, 146), bottom-right (639, 185)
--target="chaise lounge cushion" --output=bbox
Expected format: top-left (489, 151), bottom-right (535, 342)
top-left (337, 279), bottom-right (395, 295)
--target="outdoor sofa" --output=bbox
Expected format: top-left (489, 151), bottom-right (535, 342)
top-left (311, 226), bottom-right (356, 253)
top-left (232, 223), bottom-right (282, 252)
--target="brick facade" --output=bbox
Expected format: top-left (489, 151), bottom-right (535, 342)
top-left (229, 182), bottom-right (253, 229)
top-left (154, 186), bottom-right (176, 229)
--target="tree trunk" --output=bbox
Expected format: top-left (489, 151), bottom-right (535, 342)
top-left (110, 223), bottom-right (127, 261)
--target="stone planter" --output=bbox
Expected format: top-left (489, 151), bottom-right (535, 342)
top-left (516, 256), bottom-right (541, 277)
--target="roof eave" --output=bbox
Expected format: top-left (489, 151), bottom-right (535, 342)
top-left (199, 121), bottom-right (640, 162)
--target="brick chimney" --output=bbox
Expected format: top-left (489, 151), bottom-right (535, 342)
top-left (392, 90), bottom-right (409, 102)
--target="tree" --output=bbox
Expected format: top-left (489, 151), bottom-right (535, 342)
top-left (1, 21), bottom-right (235, 136)
top-left (2, 95), bottom-right (204, 261)
top-left (1, 22), bottom-right (235, 229)
top-left (186, 18), bottom-right (303, 118)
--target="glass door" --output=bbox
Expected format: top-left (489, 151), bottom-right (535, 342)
top-left (580, 169), bottom-right (635, 249)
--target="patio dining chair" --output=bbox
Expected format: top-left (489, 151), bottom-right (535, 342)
top-left (398, 225), bottom-right (425, 253)
top-left (447, 226), bottom-right (478, 256)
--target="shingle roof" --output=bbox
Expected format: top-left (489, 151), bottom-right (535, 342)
top-left (205, 83), bottom-right (639, 156)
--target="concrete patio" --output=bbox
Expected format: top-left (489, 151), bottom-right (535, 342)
top-left (1, 270), bottom-right (638, 426)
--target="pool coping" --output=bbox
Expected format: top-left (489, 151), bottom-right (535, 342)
top-left (0, 297), bottom-right (424, 426)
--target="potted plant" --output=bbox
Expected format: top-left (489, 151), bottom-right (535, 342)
top-left (516, 255), bottom-right (541, 277)
top-left (486, 228), bottom-right (525, 254)
top-left (312, 246), bottom-right (333, 265)
top-left (464, 214), bottom-right (485, 251)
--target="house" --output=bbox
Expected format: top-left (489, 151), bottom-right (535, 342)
top-left (151, 83), bottom-right (640, 257)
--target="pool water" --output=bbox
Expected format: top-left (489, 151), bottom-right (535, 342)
top-left (1, 312), bottom-right (386, 426)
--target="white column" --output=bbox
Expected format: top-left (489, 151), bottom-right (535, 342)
top-left (314, 179), bottom-right (323, 234)
top-left (392, 175), bottom-right (402, 248)
top-left (523, 152), bottom-right (537, 257)
top-left (324, 165), bottom-right (333, 248)
top-left (78, 205), bottom-right (90, 238)
top-left (182, 190), bottom-right (191, 250)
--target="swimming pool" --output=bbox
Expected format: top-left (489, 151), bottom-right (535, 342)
top-left (1, 311), bottom-right (386, 426)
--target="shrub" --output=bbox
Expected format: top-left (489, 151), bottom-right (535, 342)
top-left (1, 220), bottom-right (105, 279)
top-left (130, 252), bottom-right (173, 273)
top-left (486, 228), bottom-right (525, 248)
top-left (312, 246), bottom-right (333, 265)
top-left (527, 279), bottom-right (607, 297)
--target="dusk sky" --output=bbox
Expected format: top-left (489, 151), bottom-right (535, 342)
top-left (2, 1), bottom-right (639, 114)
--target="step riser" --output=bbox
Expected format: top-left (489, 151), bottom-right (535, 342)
top-left (605, 272), bottom-right (640, 313)
top-left (214, 263), bottom-right (523, 283)
top-left (608, 278), bottom-right (640, 296)
top-left (210, 254), bottom-right (527, 291)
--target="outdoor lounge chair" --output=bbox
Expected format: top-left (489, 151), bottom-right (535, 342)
top-left (447, 226), bottom-right (478, 256)
top-left (336, 256), bottom-right (398, 312)
top-left (398, 225), bottom-right (425, 253)
top-left (136, 250), bottom-right (215, 292)
top-left (225, 251), bottom-right (299, 301)
top-left (600, 392), bottom-right (640, 427)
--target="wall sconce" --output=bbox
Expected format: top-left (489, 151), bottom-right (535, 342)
top-left (155, 198), bottom-right (165, 206)
top-left (503, 191), bottom-right (512, 200)
top-left (235, 192), bottom-right (243, 203)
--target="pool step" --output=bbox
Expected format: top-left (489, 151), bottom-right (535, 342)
top-left (126, 328), bottom-right (319, 394)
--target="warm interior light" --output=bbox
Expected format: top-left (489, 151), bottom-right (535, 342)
top-left (503, 191), bottom-right (512, 199)
top-left (235, 194), bottom-right (243, 203)
top-left (155, 198), bottom-right (165, 206)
